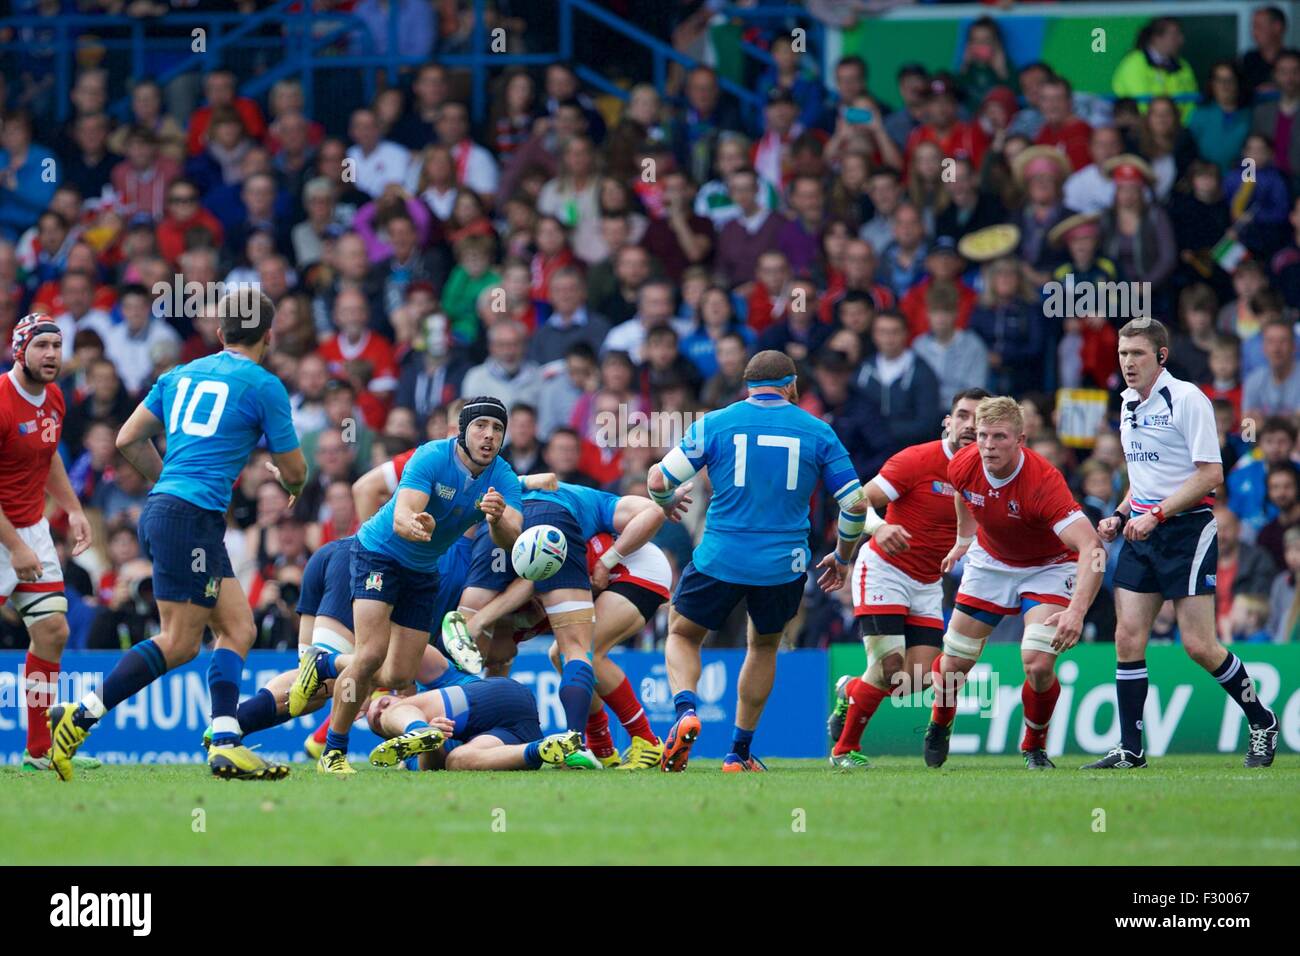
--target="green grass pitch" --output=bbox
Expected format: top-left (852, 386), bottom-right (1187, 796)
top-left (3, 756), bottom-right (1297, 866)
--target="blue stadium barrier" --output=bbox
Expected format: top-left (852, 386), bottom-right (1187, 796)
top-left (0, 648), bottom-right (829, 765)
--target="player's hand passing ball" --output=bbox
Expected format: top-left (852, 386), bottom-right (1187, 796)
top-left (815, 552), bottom-right (846, 593)
top-left (874, 522), bottom-right (912, 555)
top-left (1044, 606), bottom-right (1084, 651)
top-left (480, 487), bottom-right (506, 524)
top-left (399, 510), bottom-right (436, 542)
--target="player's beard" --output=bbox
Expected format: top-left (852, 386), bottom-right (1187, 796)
top-left (20, 359), bottom-right (59, 389)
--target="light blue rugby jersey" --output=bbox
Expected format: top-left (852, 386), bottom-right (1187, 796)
top-left (523, 482), bottom-right (619, 541)
top-left (143, 350), bottom-right (299, 512)
top-left (663, 394), bottom-right (859, 585)
top-left (357, 438), bottom-right (522, 573)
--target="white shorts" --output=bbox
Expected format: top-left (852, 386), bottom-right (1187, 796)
top-left (0, 518), bottom-right (63, 602)
top-left (850, 546), bottom-right (943, 631)
top-left (955, 542), bottom-right (1073, 617)
top-left (612, 541), bottom-right (672, 599)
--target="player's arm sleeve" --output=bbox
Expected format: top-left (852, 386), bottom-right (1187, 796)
top-left (1042, 475), bottom-right (1088, 538)
top-left (1180, 390), bottom-right (1223, 465)
top-left (142, 375), bottom-right (166, 421)
top-left (396, 443), bottom-right (437, 493)
top-left (650, 415), bottom-right (706, 505)
top-left (872, 447), bottom-right (914, 502)
top-left (495, 459), bottom-right (524, 511)
top-left (820, 429), bottom-right (866, 544)
top-left (599, 491), bottom-right (620, 533)
top-left (259, 376), bottom-right (301, 453)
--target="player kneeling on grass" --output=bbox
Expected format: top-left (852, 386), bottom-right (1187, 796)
top-left (823, 388), bottom-right (988, 769)
top-left (0, 315), bottom-right (100, 774)
top-left (458, 481), bottom-right (688, 769)
top-left (364, 678), bottom-right (582, 771)
top-left (924, 396), bottom-right (1105, 770)
top-left (50, 291), bottom-right (307, 781)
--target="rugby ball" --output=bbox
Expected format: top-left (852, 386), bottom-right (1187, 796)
top-left (511, 525), bottom-right (568, 581)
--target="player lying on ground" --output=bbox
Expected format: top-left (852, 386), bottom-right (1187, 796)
top-left (458, 479), bottom-right (687, 768)
top-left (649, 349), bottom-right (867, 772)
top-left (0, 314), bottom-right (100, 773)
top-left (467, 529), bottom-right (675, 769)
top-left (286, 452), bottom-right (557, 754)
top-left (824, 387), bottom-right (989, 769)
top-left (50, 291), bottom-right (307, 781)
top-left (363, 678), bottom-right (584, 771)
top-left (1089, 319), bottom-right (1277, 769)
top-left (312, 397), bottom-right (522, 776)
top-left (924, 396), bottom-right (1105, 770)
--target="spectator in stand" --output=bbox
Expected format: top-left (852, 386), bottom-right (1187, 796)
top-left (884, 64), bottom-right (930, 150)
top-left (643, 169), bottom-right (714, 283)
top-left (602, 278), bottom-right (691, 364)
top-left (899, 236), bottom-right (977, 342)
top-left (112, 126), bottom-right (181, 221)
top-left (876, 202), bottom-right (929, 300)
top-left (682, 285), bottom-right (754, 379)
top-left (1229, 416), bottom-right (1297, 541)
top-left (350, 0), bottom-right (436, 59)
top-left (1258, 463), bottom-right (1300, 569)
top-left (855, 310), bottom-right (941, 454)
top-left (316, 286), bottom-right (399, 428)
top-left (185, 69), bottom-right (266, 157)
top-left (778, 174), bottom-right (827, 277)
top-left (346, 108), bottom-right (411, 200)
top-left (694, 133), bottom-right (777, 230)
top-left (1034, 77), bottom-right (1092, 172)
top-left (1214, 502), bottom-right (1278, 639)
top-left (1168, 283), bottom-right (1219, 383)
top-left (904, 76), bottom-right (988, 175)
top-left (64, 112), bottom-right (119, 206)
top-left (1064, 125), bottom-right (1124, 216)
top-left (543, 426), bottom-right (600, 489)
top-left (912, 281), bottom-right (989, 407)
top-left (103, 284), bottom-right (180, 394)
top-left (1243, 317), bottom-right (1300, 420)
top-left (461, 318), bottom-right (542, 411)
top-left (537, 341), bottom-right (599, 439)
top-left (441, 234), bottom-right (500, 347)
top-left (934, 156), bottom-right (1005, 243)
top-left (436, 101), bottom-right (500, 203)
top-left (155, 178), bottom-right (224, 264)
top-left (1267, 526), bottom-right (1300, 642)
top-left (0, 109), bottom-right (59, 242)
top-left (1188, 61), bottom-right (1252, 178)
top-left (108, 79), bottom-right (185, 162)
top-left (501, 402), bottom-right (545, 475)
top-left (185, 107), bottom-right (252, 197)
top-left (671, 65), bottom-right (746, 186)
top-left (1111, 17), bottom-right (1200, 123)
top-left (51, 269), bottom-right (114, 358)
top-left (716, 167), bottom-right (786, 290)
top-left (529, 267), bottom-right (609, 366)
top-left (537, 135), bottom-right (601, 264)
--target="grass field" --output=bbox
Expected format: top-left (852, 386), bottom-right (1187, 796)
top-left (3, 756), bottom-right (1297, 865)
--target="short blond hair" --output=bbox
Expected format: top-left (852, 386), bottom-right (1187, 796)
top-left (976, 396), bottom-right (1025, 433)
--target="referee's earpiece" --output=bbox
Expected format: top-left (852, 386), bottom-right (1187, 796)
top-left (1157, 349), bottom-right (1167, 366)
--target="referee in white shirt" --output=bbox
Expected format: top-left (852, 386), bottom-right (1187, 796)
top-left (1089, 319), bottom-right (1278, 769)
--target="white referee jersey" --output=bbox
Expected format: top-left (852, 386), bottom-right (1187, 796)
top-left (1119, 368), bottom-right (1221, 516)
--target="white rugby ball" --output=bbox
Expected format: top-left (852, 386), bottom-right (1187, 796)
top-left (511, 524), bottom-right (568, 581)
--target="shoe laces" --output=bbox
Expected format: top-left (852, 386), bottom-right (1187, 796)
top-left (1247, 725), bottom-right (1271, 755)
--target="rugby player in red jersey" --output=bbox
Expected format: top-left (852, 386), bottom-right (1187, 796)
top-left (823, 388), bottom-right (989, 768)
top-left (924, 396), bottom-right (1105, 770)
top-left (0, 315), bottom-right (97, 772)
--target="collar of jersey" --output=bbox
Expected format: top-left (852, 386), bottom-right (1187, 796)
top-left (982, 448), bottom-right (1025, 489)
top-left (6, 366), bottom-right (46, 407)
top-left (746, 393), bottom-right (788, 405)
top-left (1121, 367), bottom-right (1173, 406)
top-left (222, 348), bottom-right (254, 363)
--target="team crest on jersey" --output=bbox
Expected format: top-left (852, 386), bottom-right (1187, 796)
top-left (365, 571), bottom-right (384, 592)
top-left (930, 480), bottom-right (955, 496)
top-left (435, 483), bottom-right (455, 501)
top-left (474, 495), bottom-right (484, 511)
top-left (963, 490), bottom-right (985, 507)
top-left (1008, 499), bottom-right (1020, 516)
top-left (204, 577), bottom-right (220, 599)
top-left (1205, 574), bottom-right (1217, 588)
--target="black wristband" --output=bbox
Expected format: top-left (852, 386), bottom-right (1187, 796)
top-left (1111, 511), bottom-right (1129, 530)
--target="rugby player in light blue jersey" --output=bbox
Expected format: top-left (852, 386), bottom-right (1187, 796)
top-left (49, 291), bottom-right (307, 781)
top-left (646, 350), bottom-right (869, 772)
top-left (304, 397), bottom-right (523, 775)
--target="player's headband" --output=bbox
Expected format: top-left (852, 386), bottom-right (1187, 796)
top-left (458, 397), bottom-right (509, 457)
top-left (746, 374), bottom-right (795, 388)
top-left (11, 314), bottom-right (62, 369)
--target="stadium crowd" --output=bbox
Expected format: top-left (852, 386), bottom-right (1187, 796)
top-left (1, 4), bottom-right (1298, 653)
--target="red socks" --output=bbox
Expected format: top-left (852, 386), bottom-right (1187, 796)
top-left (833, 678), bottom-right (888, 755)
top-left (312, 718), bottom-right (330, 744)
top-left (25, 652), bottom-right (58, 758)
top-left (602, 676), bottom-right (659, 745)
top-left (1020, 678), bottom-right (1060, 751)
top-left (585, 709), bottom-right (616, 758)
top-left (930, 653), bottom-right (958, 727)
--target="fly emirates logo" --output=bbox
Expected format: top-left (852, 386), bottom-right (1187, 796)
top-left (1125, 440), bottom-right (1160, 463)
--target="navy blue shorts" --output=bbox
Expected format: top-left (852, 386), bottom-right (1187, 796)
top-left (298, 538), bottom-right (355, 631)
top-left (673, 562), bottom-right (805, 635)
top-left (440, 677), bottom-right (541, 746)
top-left (463, 502), bottom-right (591, 595)
top-left (350, 538), bottom-right (440, 632)
top-left (138, 494), bottom-right (232, 607)
top-left (1114, 509), bottom-right (1218, 600)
